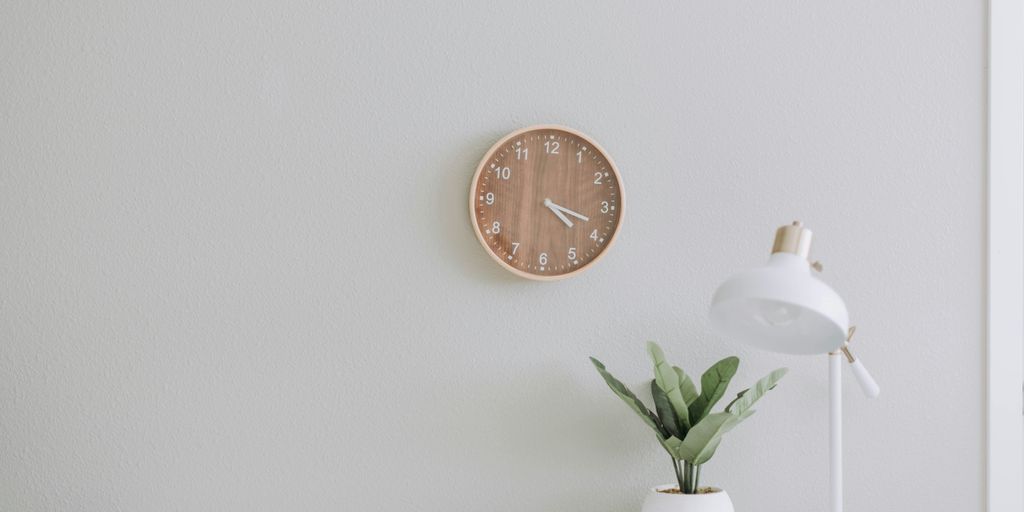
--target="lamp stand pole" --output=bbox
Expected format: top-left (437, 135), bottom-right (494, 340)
top-left (827, 327), bottom-right (880, 512)
top-left (829, 351), bottom-right (843, 512)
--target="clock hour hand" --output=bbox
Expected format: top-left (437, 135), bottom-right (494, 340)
top-left (543, 198), bottom-right (574, 228)
top-left (551, 202), bottom-right (590, 222)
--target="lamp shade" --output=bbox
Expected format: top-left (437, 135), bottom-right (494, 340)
top-left (710, 251), bottom-right (849, 355)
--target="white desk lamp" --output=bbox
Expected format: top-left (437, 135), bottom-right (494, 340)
top-left (709, 221), bottom-right (879, 512)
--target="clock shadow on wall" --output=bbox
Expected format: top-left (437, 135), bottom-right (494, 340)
top-left (459, 125), bottom-right (624, 282)
top-left (432, 131), bottom-right (523, 282)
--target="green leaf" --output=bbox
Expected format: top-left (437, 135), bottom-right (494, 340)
top-left (724, 389), bottom-right (748, 412)
top-left (658, 434), bottom-right (685, 458)
top-left (676, 411), bottom-right (751, 464)
top-left (725, 368), bottom-right (789, 415)
top-left (674, 367), bottom-right (699, 405)
top-left (688, 356), bottom-right (740, 424)
top-left (651, 380), bottom-right (682, 438)
top-left (590, 357), bottom-right (667, 438)
top-left (647, 342), bottom-right (691, 430)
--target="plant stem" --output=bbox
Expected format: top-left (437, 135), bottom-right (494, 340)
top-left (672, 457), bottom-right (684, 493)
top-left (682, 462), bottom-right (693, 494)
top-left (693, 464), bottom-right (702, 493)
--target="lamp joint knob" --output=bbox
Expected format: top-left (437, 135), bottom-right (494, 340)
top-left (838, 325), bottom-right (857, 362)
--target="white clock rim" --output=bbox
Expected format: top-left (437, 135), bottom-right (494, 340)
top-left (467, 124), bottom-right (625, 281)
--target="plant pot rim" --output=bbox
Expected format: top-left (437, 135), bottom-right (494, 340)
top-left (652, 484), bottom-right (726, 495)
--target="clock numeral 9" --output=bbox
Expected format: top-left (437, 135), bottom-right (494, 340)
top-left (590, 229), bottom-right (599, 241)
top-left (485, 192), bottom-right (495, 205)
top-left (568, 247), bottom-right (576, 260)
top-left (492, 221), bottom-right (501, 234)
top-left (538, 253), bottom-right (548, 265)
top-left (515, 147), bottom-right (528, 160)
top-left (544, 141), bottom-right (559, 154)
top-left (494, 167), bottom-right (511, 180)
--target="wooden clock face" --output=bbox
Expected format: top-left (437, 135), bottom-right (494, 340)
top-left (469, 125), bottom-right (623, 280)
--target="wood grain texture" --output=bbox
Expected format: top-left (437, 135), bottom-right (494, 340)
top-left (469, 125), bottom-right (623, 280)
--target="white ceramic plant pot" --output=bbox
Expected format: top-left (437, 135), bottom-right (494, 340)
top-left (640, 484), bottom-right (735, 512)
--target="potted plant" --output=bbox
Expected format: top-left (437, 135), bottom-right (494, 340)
top-left (590, 342), bottom-right (788, 512)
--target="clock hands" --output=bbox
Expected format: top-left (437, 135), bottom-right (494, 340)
top-left (543, 198), bottom-right (590, 228)
top-left (544, 198), bottom-right (575, 227)
top-left (553, 203), bottom-right (589, 222)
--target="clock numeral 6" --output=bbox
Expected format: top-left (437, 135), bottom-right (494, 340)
top-left (539, 253), bottom-right (548, 265)
top-left (600, 201), bottom-right (609, 213)
top-left (544, 140), bottom-right (559, 154)
top-left (568, 247), bottom-right (577, 260)
top-left (492, 221), bottom-right (501, 233)
top-left (590, 229), bottom-right (599, 241)
top-left (494, 167), bottom-right (511, 180)
top-left (485, 192), bottom-right (495, 205)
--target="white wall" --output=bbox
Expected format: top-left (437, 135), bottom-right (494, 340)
top-left (0, 2), bottom-right (985, 511)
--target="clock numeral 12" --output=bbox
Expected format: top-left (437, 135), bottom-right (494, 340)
top-left (544, 141), bottom-right (559, 154)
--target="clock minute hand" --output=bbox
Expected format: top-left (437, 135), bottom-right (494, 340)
top-left (552, 203), bottom-right (590, 222)
top-left (543, 199), bottom-right (574, 228)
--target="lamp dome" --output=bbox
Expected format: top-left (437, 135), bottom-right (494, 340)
top-left (710, 252), bottom-right (849, 355)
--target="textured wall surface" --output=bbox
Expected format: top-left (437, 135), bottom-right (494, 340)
top-left (0, 1), bottom-right (985, 511)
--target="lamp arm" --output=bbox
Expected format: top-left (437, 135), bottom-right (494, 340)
top-left (849, 359), bottom-right (880, 398)
top-left (840, 345), bottom-right (881, 398)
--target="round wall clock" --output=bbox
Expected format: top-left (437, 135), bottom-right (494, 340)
top-left (469, 125), bottom-right (624, 280)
